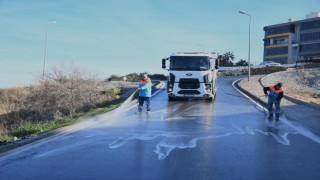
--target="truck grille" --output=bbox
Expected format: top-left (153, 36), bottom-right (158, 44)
top-left (177, 90), bottom-right (201, 95)
top-left (178, 78), bottom-right (200, 89)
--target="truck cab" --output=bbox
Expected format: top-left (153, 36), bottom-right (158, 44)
top-left (162, 52), bottom-right (219, 101)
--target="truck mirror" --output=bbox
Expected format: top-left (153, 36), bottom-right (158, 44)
top-left (162, 59), bottom-right (166, 69)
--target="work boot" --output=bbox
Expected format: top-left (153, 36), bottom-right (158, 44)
top-left (268, 114), bottom-right (273, 120)
top-left (275, 115), bottom-right (280, 121)
top-left (147, 106), bottom-right (151, 112)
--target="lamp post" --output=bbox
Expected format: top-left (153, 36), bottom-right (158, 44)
top-left (42, 21), bottom-right (56, 80)
top-left (239, 10), bottom-right (251, 81)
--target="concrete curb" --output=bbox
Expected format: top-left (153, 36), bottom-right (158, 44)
top-left (234, 79), bottom-right (267, 107)
top-left (0, 130), bottom-right (56, 154)
top-left (284, 95), bottom-right (320, 110)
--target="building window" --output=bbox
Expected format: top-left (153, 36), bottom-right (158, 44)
top-left (264, 24), bottom-right (295, 36)
top-left (300, 31), bottom-right (320, 41)
top-left (300, 43), bottom-right (320, 52)
top-left (265, 47), bottom-right (288, 56)
top-left (274, 38), bottom-right (288, 45)
top-left (300, 19), bottom-right (320, 31)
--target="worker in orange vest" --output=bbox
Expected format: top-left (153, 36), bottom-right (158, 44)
top-left (263, 83), bottom-right (284, 121)
top-left (137, 73), bottom-right (152, 114)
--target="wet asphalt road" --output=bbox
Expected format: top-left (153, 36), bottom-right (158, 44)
top-left (0, 77), bottom-right (320, 180)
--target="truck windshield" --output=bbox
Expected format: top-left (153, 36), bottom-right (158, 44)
top-left (170, 56), bottom-right (210, 71)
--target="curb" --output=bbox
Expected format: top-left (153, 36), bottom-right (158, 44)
top-left (284, 95), bottom-right (320, 110)
top-left (0, 131), bottom-right (56, 154)
top-left (234, 79), bottom-right (267, 107)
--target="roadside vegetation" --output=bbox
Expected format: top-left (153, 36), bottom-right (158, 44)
top-left (217, 51), bottom-right (249, 67)
top-left (0, 65), bottom-right (163, 144)
top-left (0, 65), bottom-right (123, 144)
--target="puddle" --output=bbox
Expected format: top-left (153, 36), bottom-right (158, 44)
top-left (108, 116), bottom-right (320, 160)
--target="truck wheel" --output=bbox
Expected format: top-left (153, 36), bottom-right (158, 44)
top-left (207, 92), bottom-right (216, 102)
top-left (212, 91), bottom-right (216, 99)
top-left (206, 97), bottom-right (213, 101)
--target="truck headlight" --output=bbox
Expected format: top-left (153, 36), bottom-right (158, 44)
top-left (205, 84), bottom-right (211, 89)
top-left (169, 73), bottom-right (175, 82)
top-left (168, 88), bottom-right (173, 92)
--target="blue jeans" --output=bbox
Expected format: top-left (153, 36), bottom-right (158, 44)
top-left (138, 96), bottom-right (151, 112)
top-left (267, 99), bottom-right (281, 119)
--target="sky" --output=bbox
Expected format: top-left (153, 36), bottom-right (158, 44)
top-left (0, 0), bottom-right (319, 88)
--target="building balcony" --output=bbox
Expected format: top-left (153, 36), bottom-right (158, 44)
top-left (265, 43), bottom-right (289, 48)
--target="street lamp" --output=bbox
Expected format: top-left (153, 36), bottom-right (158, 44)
top-left (239, 10), bottom-right (251, 81)
top-left (42, 21), bottom-right (56, 80)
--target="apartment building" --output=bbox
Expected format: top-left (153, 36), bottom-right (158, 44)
top-left (263, 12), bottom-right (320, 64)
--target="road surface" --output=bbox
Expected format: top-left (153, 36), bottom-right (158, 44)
top-left (1, 77), bottom-right (319, 180)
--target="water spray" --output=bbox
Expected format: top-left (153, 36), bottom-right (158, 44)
top-left (110, 88), bottom-right (140, 118)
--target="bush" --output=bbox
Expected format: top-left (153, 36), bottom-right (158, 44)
top-left (0, 64), bottom-right (122, 139)
top-left (249, 66), bottom-right (288, 75)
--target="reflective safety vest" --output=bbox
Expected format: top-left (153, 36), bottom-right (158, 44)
top-left (139, 78), bottom-right (152, 97)
top-left (269, 85), bottom-right (284, 101)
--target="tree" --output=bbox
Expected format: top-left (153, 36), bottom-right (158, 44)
top-left (31, 64), bottom-right (102, 118)
top-left (107, 74), bottom-right (122, 81)
top-left (149, 74), bottom-right (167, 80)
top-left (222, 51), bottom-right (235, 66)
top-left (235, 59), bottom-right (248, 66)
top-left (125, 73), bottom-right (140, 82)
top-left (218, 52), bottom-right (235, 66)
top-left (217, 55), bottom-right (224, 66)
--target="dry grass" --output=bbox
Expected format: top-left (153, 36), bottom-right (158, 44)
top-left (261, 68), bottom-right (320, 105)
top-left (0, 65), bottom-right (126, 137)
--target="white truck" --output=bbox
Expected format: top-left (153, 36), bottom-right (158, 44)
top-left (162, 52), bottom-right (219, 101)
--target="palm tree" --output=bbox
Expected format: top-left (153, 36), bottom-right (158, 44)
top-left (218, 51), bottom-right (235, 66)
top-left (223, 51), bottom-right (235, 66)
top-left (217, 55), bottom-right (224, 66)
